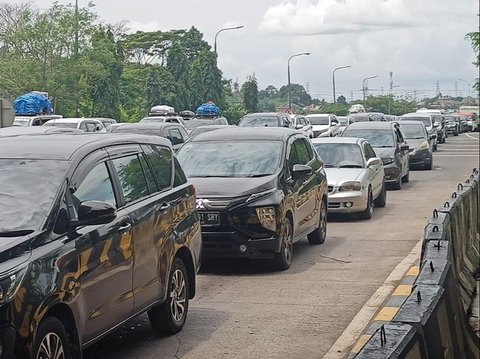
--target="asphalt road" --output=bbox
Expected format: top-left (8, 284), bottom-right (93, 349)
top-left (84, 132), bottom-right (479, 359)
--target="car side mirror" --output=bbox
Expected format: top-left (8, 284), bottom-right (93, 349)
top-left (331, 120), bottom-right (338, 125)
top-left (71, 200), bottom-right (117, 227)
top-left (295, 124), bottom-right (304, 129)
top-left (400, 144), bottom-right (409, 151)
top-left (429, 134), bottom-right (436, 140)
top-left (366, 157), bottom-right (381, 167)
top-left (291, 164), bottom-right (312, 180)
top-left (433, 122), bottom-right (440, 128)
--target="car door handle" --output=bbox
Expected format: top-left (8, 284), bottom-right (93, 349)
top-left (158, 203), bottom-right (170, 211)
top-left (118, 222), bottom-right (132, 233)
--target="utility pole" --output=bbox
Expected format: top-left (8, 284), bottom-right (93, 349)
top-left (436, 81), bottom-right (440, 97)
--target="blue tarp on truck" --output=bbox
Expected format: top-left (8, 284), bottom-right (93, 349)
top-left (13, 92), bottom-right (53, 116)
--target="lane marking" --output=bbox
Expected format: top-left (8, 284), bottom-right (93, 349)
top-left (434, 155), bottom-right (479, 157)
top-left (373, 307), bottom-right (400, 321)
top-left (351, 335), bottom-right (372, 354)
top-left (465, 133), bottom-right (480, 140)
top-left (406, 265), bottom-right (419, 276)
top-left (393, 284), bottom-right (413, 296)
top-left (323, 241), bottom-right (422, 359)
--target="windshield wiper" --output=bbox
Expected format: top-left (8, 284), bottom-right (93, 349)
top-left (0, 230), bottom-right (34, 237)
top-left (243, 174), bottom-right (271, 178)
top-left (375, 145), bottom-right (393, 148)
top-left (192, 175), bottom-right (233, 178)
top-left (323, 164), bottom-right (335, 168)
top-left (338, 164), bottom-right (363, 168)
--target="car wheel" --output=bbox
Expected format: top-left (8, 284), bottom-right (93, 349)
top-left (433, 142), bottom-right (437, 150)
top-left (454, 131), bottom-right (458, 136)
top-left (358, 189), bottom-right (373, 220)
top-left (33, 317), bottom-right (70, 359)
top-left (391, 175), bottom-right (402, 190)
top-left (307, 199), bottom-right (327, 245)
top-left (273, 216), bottom-right (293, 270)
top-left (402, 169), bottom-right (410, 183)
top-left (373, 182), bottom-right (387, 208)
top-left (148, 257), bottom-right (189, 335)
top-left (424, 158), bottom-right (433, 170)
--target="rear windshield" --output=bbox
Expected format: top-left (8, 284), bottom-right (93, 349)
top-left (239, 116), bottom-right (279, 127)
top-left (400, 116), bottom-right (432, 127)
top-left (399, 124), bottom-right (426, 139)
top-left (307, 116), bottom-right (329, 125)
top-left (342, 129), bottom-right (394, 147)
top-left (44, 122), bottom-right (78, 129)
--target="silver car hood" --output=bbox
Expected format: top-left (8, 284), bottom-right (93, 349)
top-left (325, 168), bottom-right (365, 186)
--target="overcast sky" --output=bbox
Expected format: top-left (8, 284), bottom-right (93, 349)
top-left (25, 0), bottom-right (479, 101)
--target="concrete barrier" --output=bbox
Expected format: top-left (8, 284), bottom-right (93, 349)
top-left (353, 168), bottom-right (480, 359)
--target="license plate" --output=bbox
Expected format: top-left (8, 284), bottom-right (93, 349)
top-left (200, 212), bottom-right (220, 226)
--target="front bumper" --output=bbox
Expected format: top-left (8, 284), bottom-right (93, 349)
top-left (327, 190), bottom-right (368, 213)
top-left (383, 163), bottom-right (401, 183)
top-left (408, 149), bottom-right (431, 167)
top-left (0, 324), bottom-right (16, 358)
top-left (201, 229), bottom-right (281, 259)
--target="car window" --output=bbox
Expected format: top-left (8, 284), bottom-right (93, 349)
top-left (178, 127), bottom-right (188, 141)
top-left (144, 145), bottom-right (173, 191)
top-left (85, 122), bottom-right (97, 132)
top-left (173, 156), bottom-right (188, 187)
top-left (72, 162), bottom-right (116, 206)
top-left (363, 143), bottom-right (377, 160)
top-left (289, 138), bottom-right (312, 167)
top-left (139, 153), bottom-right (157, 194)
top-left (168, 129), bottom-right (184, 145)
top-left (79, 122), bottom-right (87, 131)
top-left (112, 155), bottom-right (149, 204)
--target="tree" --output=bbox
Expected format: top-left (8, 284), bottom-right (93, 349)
top-left (241, 75), bottom-right (258, 112)
top-left (166, 42), bottom-right (191, 110)
top-left (465, 31), bottom-right (479, 92)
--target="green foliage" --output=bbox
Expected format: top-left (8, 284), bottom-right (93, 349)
top-left (465, 31), bottom-right (479, 93)
top-left (223, 80), bottom-right (247, 124)
top-left (241, 75), bottom-right (259, 112)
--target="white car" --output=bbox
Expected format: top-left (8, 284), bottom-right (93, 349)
top-left (43, 118), bottom-right (106, 132)
top-left (13, 114), bottom-right (63, 127)
top-left (311, 137), bottom-right (386, 219)
top-left (307, 114), bottom-right (341, 138)
top-left (292, 115), bottom-right (313, 138)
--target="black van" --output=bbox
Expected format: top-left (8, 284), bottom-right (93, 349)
top-left (0, 132), bottom-right (201, 358)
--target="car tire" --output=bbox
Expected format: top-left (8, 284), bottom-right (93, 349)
top-left (402, 169), bottom-right (410, 183)
top-left (424, 158), bottom-right (433, 170)
top-left (148, 257), bottom-right (189, 335)
top-left (373, 182), bottom-right (387, 208)
top-left (358, 189), bottom-right (373, 220)
top-left (273, 217), bottom-right (293, 270)
top-left (33, 316), bottom-right (71, 359)
top-left (433, 142), bottom-right (437, 151)
top-left (307, 199), bottom-right (327, 245)
top-left (391, 175), bottom-right (402, 190)
top-left (454, 131), bottom-right (458, 136)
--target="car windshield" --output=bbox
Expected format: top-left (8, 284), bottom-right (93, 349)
top-left (350, 114), bottom-right (370, 122)
top-left (177, 141), bottom-right (283, 177)
top-left (337, 117), bottom-right (349, 126)
top-left (44, 122), bottom-right (78, 129)
top-left (343, 129), bottom-right (394, 147)
top-left (12, 118), bottom-right (31, 127)
top-left (313, 143), bottom-right (364, 168)
top-left (308, 116), bottom-right (329, 125)
top-left (140, 117), bottom-right (166, 123)
top-left (399, 124), bottom-right (426, 139)
top-left (239, 116), bottom-right (279, 127)
top-left (0, 159), bottom-right (68, 234)
top-left (401, 117), bottom-right (432, 127)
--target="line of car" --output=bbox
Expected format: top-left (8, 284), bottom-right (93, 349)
top-left (0, 107), bottom-right (469, 358)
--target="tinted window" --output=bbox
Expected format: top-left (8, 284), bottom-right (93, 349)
top-left (308, 116), bottom-right (329, 125)
top-left (239, 116), bottom-right (279, 127)
top-left (144, 145), bottom-right (173, 191)
top-left (139, 154), bottom-right (157, 193)
top-left (342, 129), bottom-right (394, 147)
top-left (73, 162), bottom-right (116, 206)
top-left (364, 143), bottom-right (377, 159)
top-left (173, 157), bottom-right (188, 187)
top-left (168, 129), bottom-right (184, 145)
top-left (296, 138), bottom-right (314, 164)
top-left (399, 124), bottom-right (426, 139)
top-left (112, 155), bottom-right (149, 204)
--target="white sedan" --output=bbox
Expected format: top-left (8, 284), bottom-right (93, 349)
top-left (311, 137), bottom-right (386, 219)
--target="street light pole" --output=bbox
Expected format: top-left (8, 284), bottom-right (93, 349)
top-left (362, 75), bottom-right (378, 101)
top-left (287, 52), bottom-right (311, 111)
top-left (214, 25), bottom-right (244, 55)
top-left (332, 65), bottom-right (351, 103)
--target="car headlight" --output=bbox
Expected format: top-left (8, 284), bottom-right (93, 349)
top-left (417, 141), bottom-right (430, 151)
top-left (256, 207), bottom-right (277, 232)
top-left (338, 181), bottom-right (362, 192)
top-left (381, 156), bottom-right (395, 165)
top-left (0, 266), bottom-right (27, 304)
top-left (246, 188), bottom-right (276, 203)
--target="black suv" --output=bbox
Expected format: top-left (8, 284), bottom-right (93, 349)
top-left (176, 127), bottom-right (328, 270)
top-left (0, 133), bottom-right (201, 358)
top-left (342, 122), bottom-right (410, 190)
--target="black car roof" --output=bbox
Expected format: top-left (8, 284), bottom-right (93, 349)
top-left (112, 122), bottom-right (183, 131)
top-left (189, 127), bottom-right (299, 142)
top-left (344, 122), bottom-right (395, 130)
top-left (0, 133), bottom-right (171, 160)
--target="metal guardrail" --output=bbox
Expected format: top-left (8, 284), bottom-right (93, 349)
top-left (353, 168), bottom-right (480, 359)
